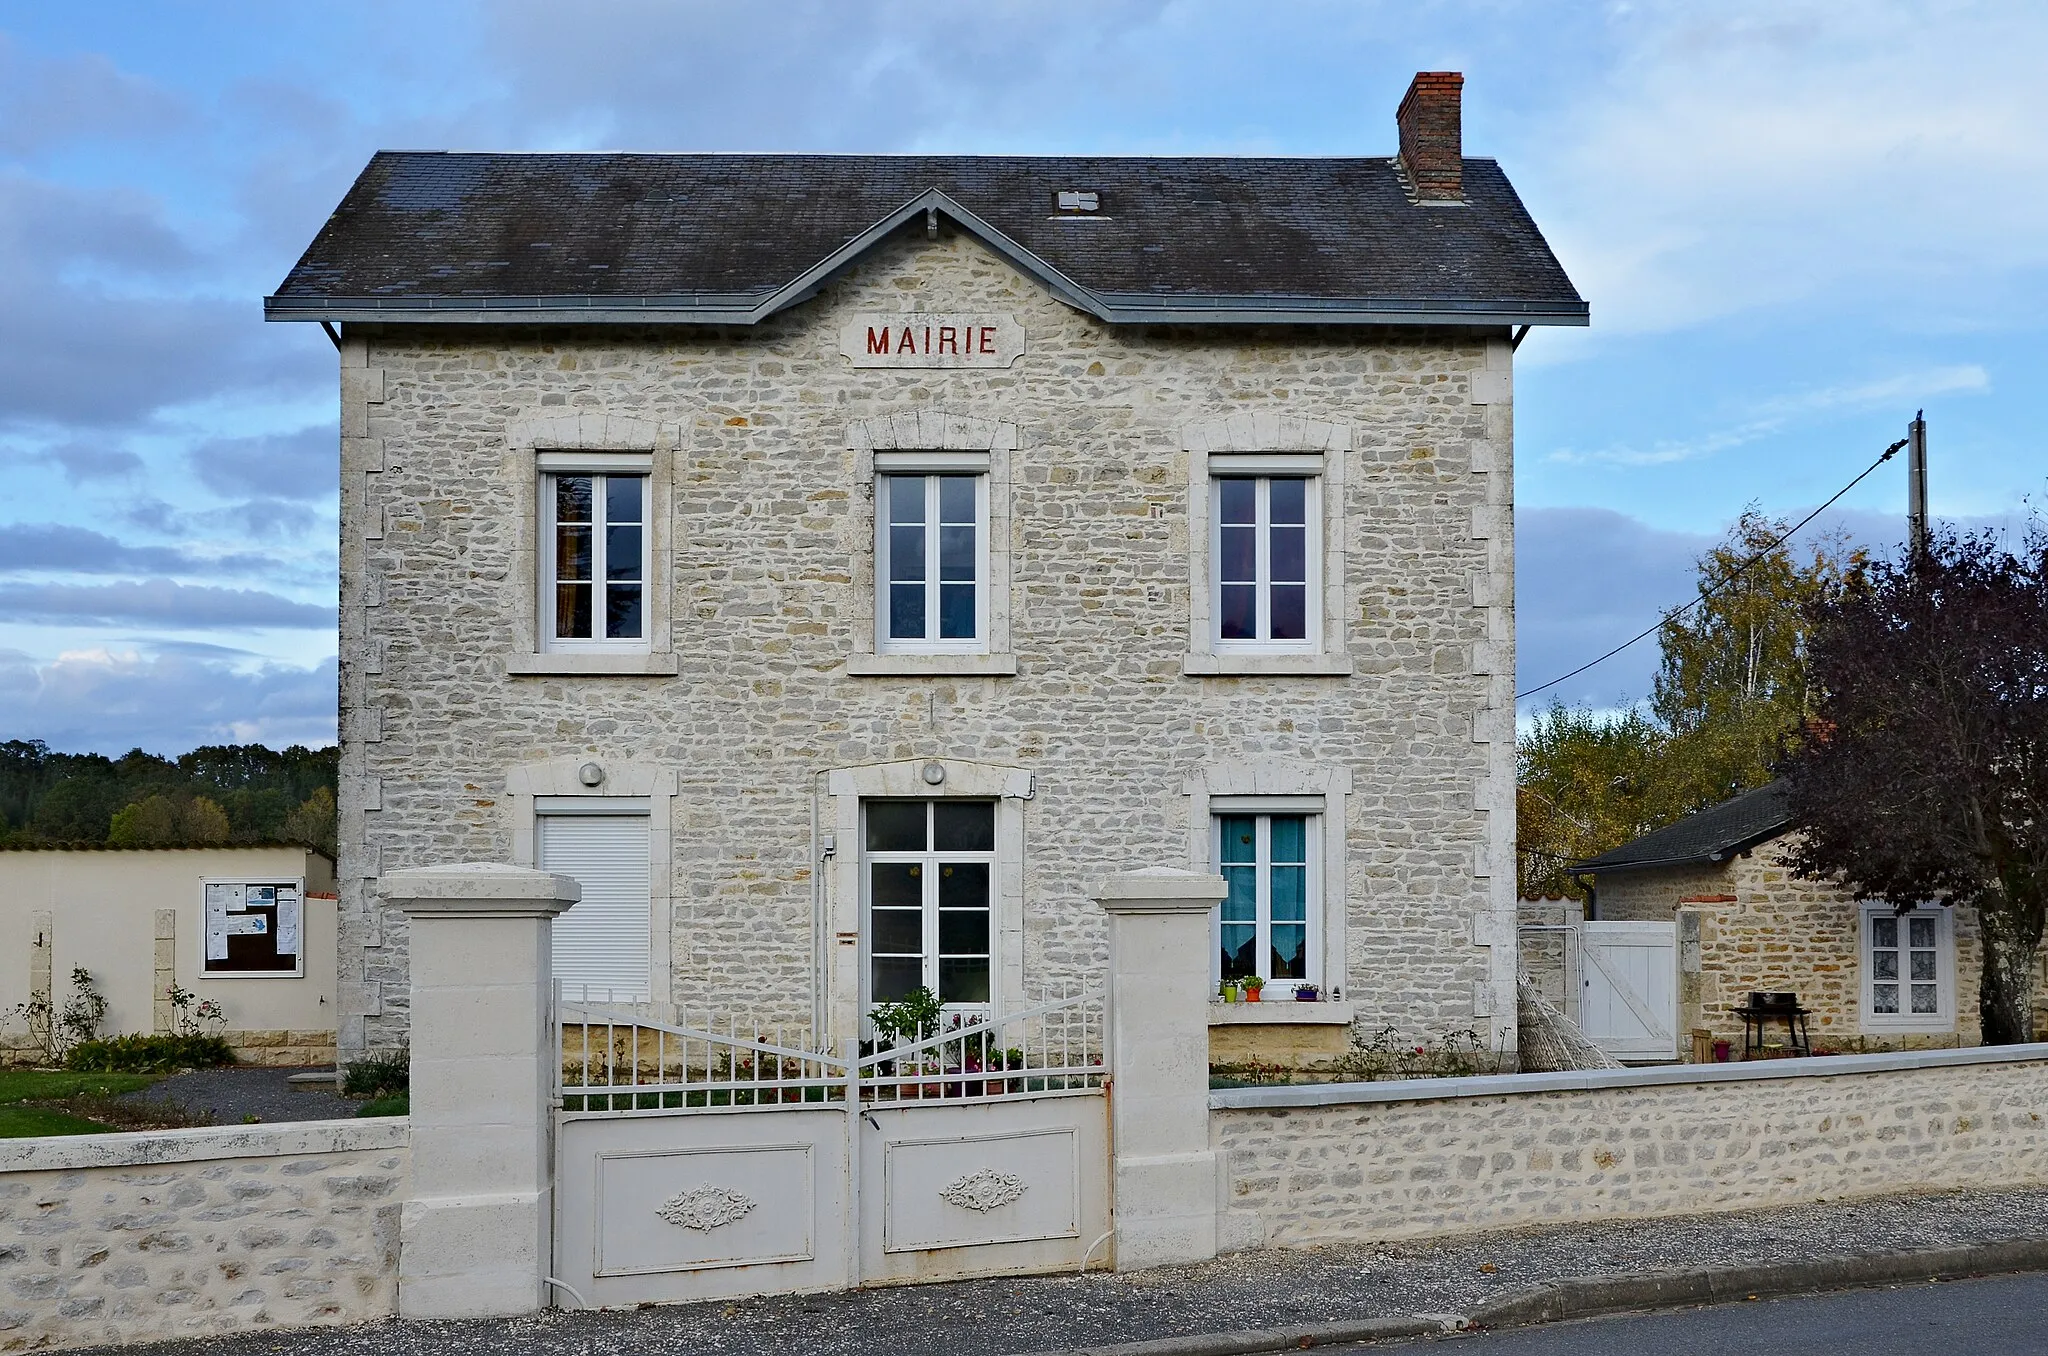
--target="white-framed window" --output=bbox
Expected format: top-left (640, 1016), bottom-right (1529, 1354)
top-left (862, 799), bottom-right (995, 1015)
top-left (1214, 810), bottom-right (1321, 985)
top-left (541, 470), bottom-right (649, 649)
top-left (1860, 902), bottom-right (1955, 1032)
top-left (876, 472), bottom-right (988, 653)
top-left (1211, 473), bottom-right (1319, 652)
top-left (539, 798), bottom-right (652, 1003)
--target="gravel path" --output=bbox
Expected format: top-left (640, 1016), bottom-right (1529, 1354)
top-left (71, 1185), bottom-right (2048, 1356)
top-left (116, 1067), bottom-right (356, 1124)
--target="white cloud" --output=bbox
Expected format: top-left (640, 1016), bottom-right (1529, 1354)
top-left (0, 647), bottom-right (335, 754)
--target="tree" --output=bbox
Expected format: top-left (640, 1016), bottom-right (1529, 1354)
top-left (1651, 508), bottom-right (1860, 813)
top-left (281, 786), bottom-right (338, 859)
top-left (1780, 528), bottom-right (2048, 1044)
top-left (107, 794), bottom-right (231, 847)
top-left (1516, 704), bottom-right (1667, 899)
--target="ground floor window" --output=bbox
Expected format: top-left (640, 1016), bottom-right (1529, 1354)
top-left (1860, 902), bottom-right (1954, 1032)
top-left (539, 806), bottom-right (652, 1003)
top-left (864, 799), bottom-right (994, 1013)
top-left (1215, 812), bottom-right (1317, 984)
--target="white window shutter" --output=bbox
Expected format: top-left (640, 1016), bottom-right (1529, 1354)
top-left (539, 814), bottom-right (652, 1003)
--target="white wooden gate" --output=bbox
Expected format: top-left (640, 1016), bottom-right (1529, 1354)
top-left (1578, 921), bottom-right (1678, 1062)
top-left (552, 989), bottom-right (1110, 1306)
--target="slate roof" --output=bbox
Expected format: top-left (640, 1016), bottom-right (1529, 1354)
top-left (1572, 783), bottom-right (1794, 875)
top-left (265, 153), bottom-right (1586, 328)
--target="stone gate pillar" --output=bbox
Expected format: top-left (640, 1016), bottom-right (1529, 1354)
top-left (383, 863), bottom-right (580, 1319)
top-left (1095, 867), bottom-right (1228, 1271)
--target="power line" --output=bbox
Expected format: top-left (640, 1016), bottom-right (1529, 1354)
top-left (1514, 435), bottom-right (1911, 703)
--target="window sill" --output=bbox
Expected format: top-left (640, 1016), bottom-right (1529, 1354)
top-left (505, 652), bottom-right (679, 676)
top-left (1182, 652), bottom-right (1355, 677)
top-left (1209, 1000), bottom-right (1354, 1026)
top-left (846, 653), bottom-right (1019, 677)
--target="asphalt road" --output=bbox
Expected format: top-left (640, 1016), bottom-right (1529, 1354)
top-left (1399, 1272), bottom-right (2048, 1354)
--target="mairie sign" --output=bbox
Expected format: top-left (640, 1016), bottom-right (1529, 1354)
top-left (838, 313), bottom-right (1025, 369)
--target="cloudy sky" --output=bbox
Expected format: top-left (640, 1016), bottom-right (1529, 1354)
top-left (2, 1), bottom-right (2043, 754)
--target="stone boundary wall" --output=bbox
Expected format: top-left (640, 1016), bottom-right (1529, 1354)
top-left (0, 1119), bottom-right (409, 1353)
top-left (1211, 1044), bottom-right (2048, 1250)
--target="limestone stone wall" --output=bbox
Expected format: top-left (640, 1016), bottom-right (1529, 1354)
top-left (1212, 1046), bottom-right (2048, 1250)
top-left (0, 1120), bottom-right (407, 1352)
top-left (334, 221), bottom-right (1520, 1060)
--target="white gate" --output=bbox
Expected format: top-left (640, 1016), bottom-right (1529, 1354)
top-left (1578, 921), bottom-right (1678, 1061)
top-left (552, 989), bottom-right (1110, 1306)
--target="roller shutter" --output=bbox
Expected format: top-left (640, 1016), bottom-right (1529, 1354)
top-left (539, 813), bottom-right (651, 1003)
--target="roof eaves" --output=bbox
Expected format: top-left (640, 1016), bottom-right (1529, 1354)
top-left (1573, 820), bottom-right (1793, 875)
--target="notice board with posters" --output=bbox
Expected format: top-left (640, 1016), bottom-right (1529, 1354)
top-left (200, 877), bottom-right (306, 977)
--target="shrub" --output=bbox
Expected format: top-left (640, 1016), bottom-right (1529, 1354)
top-left (65, 1033), bottom-right (236, 1073)
top-left (355, 1093), bottom-right (409, 1118)
top-left (343, 1050), bottom-right (409, 1099)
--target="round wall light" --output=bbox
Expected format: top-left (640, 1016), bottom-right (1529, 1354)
top-left (577, 762), bottom-right (605, 787)
top-left (920, 761), bottom-right (946, 786)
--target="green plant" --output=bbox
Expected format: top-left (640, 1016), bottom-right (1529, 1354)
top-left (868, 987), bottom-right (943, 1047)
top-left (65, 1032), bottom-right (236, 1073)
top-left (356, 1093), bottom-right (409, 1118)
top-left (343, 1050), bottom-right (409, 1100)
top-left (163, 983), bottom-right (226, 1038)
top-left (7, 968), bottom-right (110, 1065)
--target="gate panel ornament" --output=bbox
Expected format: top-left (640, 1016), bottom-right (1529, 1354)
top-left (656, 1185), bottom-right (758, 1232)
top-left (939, 1167), bottom-right (1028, 1212)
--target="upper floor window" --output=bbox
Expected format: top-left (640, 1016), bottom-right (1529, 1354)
top-left (1213, 475), bottom-right (1318, 651)
top-left (544, 472), bottom-right (647, 649)
top-left (878, 472), bottom-right (987, 653)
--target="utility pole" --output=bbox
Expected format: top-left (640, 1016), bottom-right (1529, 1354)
top-left (1907, 410), bottom-right (1929, 556)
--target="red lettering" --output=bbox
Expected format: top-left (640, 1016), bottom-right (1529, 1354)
top-left (938, 326), bottom-right (958, 354)
top-left (980, 325), bottom-right (996, 353)
top-left (866, 326), bottom-right (891, 355)
top-left (898, 326), bottom-right (916, 353)
top-left (923, 326), bottom-right (931, 354)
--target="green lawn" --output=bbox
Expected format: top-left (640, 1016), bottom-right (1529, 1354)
top-left (0, 1070), bottom-right (161, 1104)
top-left (0, 1104), bottom-right (117, 1137)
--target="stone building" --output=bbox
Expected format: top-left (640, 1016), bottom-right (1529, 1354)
top-left (266, 73), bottom-right (1585, 1066)
top-left (1578, 782), bottom-right (2043, 1053)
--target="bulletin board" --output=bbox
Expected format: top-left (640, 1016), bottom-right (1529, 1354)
top-left (199, 877), bottom-right (306, 977)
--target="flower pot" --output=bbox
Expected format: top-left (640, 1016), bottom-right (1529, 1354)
top-left (1295, 990), bottom-right (1317, 1002)
top-left (1246, 988), bottom-right (1264, 1002)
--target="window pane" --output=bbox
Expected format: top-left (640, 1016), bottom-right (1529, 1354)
top-left (555, 475), bottom-right (592, 523)
top-left (1270, 585), bottom-right (1308, 640)
top-left (1270, 924), bottom-right (1308, 979)
top-left (939, 957), bottom-right (990, 1004)
top-left (1909, 915), bottom-right (1936, 948)
top-left (889, 584), bottom-right (926, 639)
top-left (938, 475), bottom-right (976, 524)
top-left (1269, 816), bottom-right (1307, 863)
top-left (1911, 983), bottom-right (1939, 1014)
top-left (556, 525), bottom-right (591, 581)
top-left (866, 802), bottom-right (928, 852)
top-left (555, 583), bottom-right (591, 639)
top-left (1269, 866), bottom-right (1307, 923)
top-left (870, 908), bottom-right (922, 955)
top-left (869, 860), bottom-right (922, 907)
top-left (1872, 982), bottom-right (1899, 1013)
top-left (1871, 916), bottom-right (1897, 948)
top-left (1218, 525), bottom-right (1256, 584)
top-left (605, 525), bottom-right (642, 580)
top-left (605, 584), bottom-right (642, 640)
top-left (933, 801), bottom-right (994, 852)
top-left (1218, 816), bottom-right (1256, 864)
top-left (872, 957), bottom-right (923, 1003)
top-left (1270, 525), bottom-right (1307, 583)
top-left (1268, 477), bottom-right (1306, 525)
top-left (1220, 866), bottom-right (1256, 923)
top-left (1220, 925), bottom-right (1257, 979)
top-left (888, 526), bottom-right (926, 581)
top-left (1217, 478), bottom-right (1256, 525)
top-left (939, 583), bottom-right (976, 639)
top-left (938, 525), bottom-right (976, 581)
top-left (1219, 585), bottom-right (1257, 640)
top-left (1872, 951), bottom-right (1898, 980)
top-left (1910, 949), bottom-right (1938, 981)
top-left (888, 475), bottom-right (926, 524)
top-left (605, 474), bottom-right (643, 525)
top-left (938, 860), bottom-right (989, 910)
top-left (939, 909), bottom-right (990, 954)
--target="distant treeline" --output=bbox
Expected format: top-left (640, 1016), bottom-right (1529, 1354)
top-left (0, 741), bottom-right (338, 856)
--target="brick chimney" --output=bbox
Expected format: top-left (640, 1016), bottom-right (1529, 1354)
top-left (1396, 71), bottom-right (1465, 202)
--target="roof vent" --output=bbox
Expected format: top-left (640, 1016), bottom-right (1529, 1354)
top-left (1055, 190), bottom-right (1100, 214)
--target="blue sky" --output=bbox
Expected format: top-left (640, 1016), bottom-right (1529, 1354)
top-left (2, 1), bottom-right (2043, 753)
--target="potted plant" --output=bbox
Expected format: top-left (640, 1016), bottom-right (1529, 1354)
top-left (1220, 978), bottom-right (1240, 1004)
top-left (1294, 983), bottom-right (1320, 1002)
top-left (1243, 975), bottom-right (1266, 1003)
